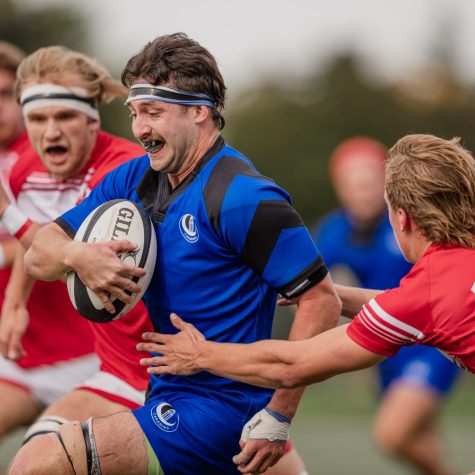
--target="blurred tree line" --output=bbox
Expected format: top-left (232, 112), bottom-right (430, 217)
top-left (3, 0), bottom-right (475, 230)
top-left (224, 56), bottom-right (475, 228)
top-left (0, 0), bottom-right (131, 140)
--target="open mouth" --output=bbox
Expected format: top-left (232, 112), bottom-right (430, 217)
top-left (46, 146), bottom-right (68, 156)
top-left (45, 146), bottom-right (68, 163)
top-left (142, 140), bottom-right (164, 154)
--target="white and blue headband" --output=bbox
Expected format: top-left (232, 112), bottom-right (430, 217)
top-left (20, 84), bottom-right (100, 120)
top-left (125, 83), bottom-right (216, 108)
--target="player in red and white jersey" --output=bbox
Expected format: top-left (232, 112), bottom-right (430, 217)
top-left (138, 134), bottom-right (475, 474)
top-left (0, 46), bottom-right (152, 447)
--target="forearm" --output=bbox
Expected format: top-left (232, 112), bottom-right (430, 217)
top-left (0, 238), bottom-right (18, 268)
top-left (268, 275), bottom-right (341, 418)
top-left (24, 224), bottom-right (76, 281)
top-left (197, 324), bottom-right (382, 389)
top-left (5, 245), bottom-right (35, 303)
top-left (335, 284), bottom-right (383, 319)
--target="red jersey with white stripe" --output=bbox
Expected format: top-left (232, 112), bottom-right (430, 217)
top-left (347, 244), bottom-right (475, 373)
top-left (0, 133), bottom-right (95, 368)
top-left (3, 131), bottom-right (153, 389)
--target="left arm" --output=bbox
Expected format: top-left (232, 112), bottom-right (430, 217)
top-left (265, 274), bottom-right (340, 418)
top-left (140, 320), bottom-right (385, 389)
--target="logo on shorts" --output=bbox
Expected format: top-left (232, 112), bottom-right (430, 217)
top-left (151, 402), bottom-right (180, 432)
top-left (179, 214), bottom-right (199, 243)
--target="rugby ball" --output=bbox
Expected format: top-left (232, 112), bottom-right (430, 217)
top-left (67, 199), bottom-right (157, 323)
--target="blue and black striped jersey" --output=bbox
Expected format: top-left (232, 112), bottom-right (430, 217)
top-left (56, 136), bottom-right (327, 414)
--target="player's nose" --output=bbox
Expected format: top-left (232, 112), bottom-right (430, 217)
top-left (132, 115), bottom-right (153, 140)
top-left (43, 118), bottom-right (62, 140)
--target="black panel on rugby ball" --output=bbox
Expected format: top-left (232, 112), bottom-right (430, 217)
top-left (74, 199), bottom-right (152, 323)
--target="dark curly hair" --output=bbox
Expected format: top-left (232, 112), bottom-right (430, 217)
top-left (121, 33), bottom-right (226, 130)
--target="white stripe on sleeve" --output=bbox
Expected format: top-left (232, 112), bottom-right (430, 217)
top-left (358, 311), bottom-right (406, 345)
top-left (369, 299), bottom-right (426, 341)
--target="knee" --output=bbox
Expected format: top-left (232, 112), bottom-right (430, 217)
top-left (372, 422), bottom-right (407, 456)
top-left (8, 435), bottom-right (63, 475)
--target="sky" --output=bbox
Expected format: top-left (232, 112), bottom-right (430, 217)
top-left (17, 0), bottom-right (475, 99)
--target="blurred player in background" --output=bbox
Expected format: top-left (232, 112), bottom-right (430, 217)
top-left (0, 46), bottom-right (154, 455)
top-left (0, 42), bottom-right (100, 475)
top-left (0, 42), bottom-right (26, 304)
top-left (313, 137), bottom-right (458, 475)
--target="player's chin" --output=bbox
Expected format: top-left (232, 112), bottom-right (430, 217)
top-left (149, 149), bottom-right (172, 172)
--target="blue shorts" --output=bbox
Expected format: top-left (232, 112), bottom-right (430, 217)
top-left (132, 393), bottom-right (252, 475)
top-left (377, 345), bottom-right (460, 396)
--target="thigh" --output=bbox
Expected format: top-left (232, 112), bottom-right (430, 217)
top-left (0, 381), bottom-right (40, 437)
top-left (374, 384), bottom-right (439, 440)
top-left (266, 446), bottom-right (306, 475)
top-left (42, 389), bottom-right (131, 421)
top-left (93, 411), bottom-right (149, 475)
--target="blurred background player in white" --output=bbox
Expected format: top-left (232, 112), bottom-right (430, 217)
top-left (0, 46), bottom-right (154, 451)
top-left (312, 136), bottom-right (459, 475)
top-left (0, 42), bottom-right (99, 475)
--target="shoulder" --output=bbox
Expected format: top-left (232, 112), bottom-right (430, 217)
top-left (88, 131), bottom-right (145, 187)
top-left (7, 135), bottom-right (44, 198)
top-left (373, 257), bottom-right (431, 324)
top-left (202, 145), bottom-right (289, 234)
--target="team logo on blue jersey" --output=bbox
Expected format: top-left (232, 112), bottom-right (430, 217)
top-left (179, 214), bottom-right (199, 243)
top-left (151, 402), bottom-right (180, 432)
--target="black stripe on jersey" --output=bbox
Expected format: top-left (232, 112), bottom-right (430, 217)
top-left (277, 254), bottom-right (328, 299)
top-left (136, 136), bottom-right (225, 225)
top-left (54, 217), bottom-right (77, 239)
top-left (203, 156), bottom-right (273, 234)
top-left (241, 199), bottom-right (304, 276)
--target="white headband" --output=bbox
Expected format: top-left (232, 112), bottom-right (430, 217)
top-left (20, 84), bottom-right (99, 120)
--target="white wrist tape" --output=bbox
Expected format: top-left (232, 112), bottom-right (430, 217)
top-left (0, 203), bottom-right (31, 238)
top-left (240, 408), bottom-right (290, 443)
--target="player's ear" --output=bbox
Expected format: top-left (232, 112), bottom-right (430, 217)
top-left (398, 208), bottom-right (410, 232)
top-left (194, 105), bottom-right (210, 125)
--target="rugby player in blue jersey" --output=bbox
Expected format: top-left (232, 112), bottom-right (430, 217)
top-left (313, 137), bottom-right (459, 475)
top-left (10, 34), bottom-right (341, 475)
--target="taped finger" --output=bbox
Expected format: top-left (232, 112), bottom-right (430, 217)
top-left (233, 451), bottom-right (252, 466)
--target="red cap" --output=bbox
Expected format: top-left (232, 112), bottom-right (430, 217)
top-left (329, 136), bottom-right (388, 180)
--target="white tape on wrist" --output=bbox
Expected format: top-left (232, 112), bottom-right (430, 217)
top-left (241, 408), bottom-right (291, 443)
top-left (0, 203), bottom-right (32, 238)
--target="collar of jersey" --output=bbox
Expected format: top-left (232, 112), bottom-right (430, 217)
top-left (139, 135), bottom-right (226, 225)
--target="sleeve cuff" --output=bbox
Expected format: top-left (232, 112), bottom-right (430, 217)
top-left (54, 217), bottom-right (77, 240)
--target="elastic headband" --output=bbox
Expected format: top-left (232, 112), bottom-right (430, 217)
top-left (20, 84), bottom-right (100, 120)
top-left (125, 83), bottom-right (216, 108)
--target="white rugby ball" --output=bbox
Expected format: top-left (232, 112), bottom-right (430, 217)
top-left (67, 199), bottom-right (157, 323)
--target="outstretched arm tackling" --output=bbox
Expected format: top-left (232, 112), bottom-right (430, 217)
top-left (140, 317), bottom-right (386, 389)
top-left (279, 284), bottom-right (383, 319)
